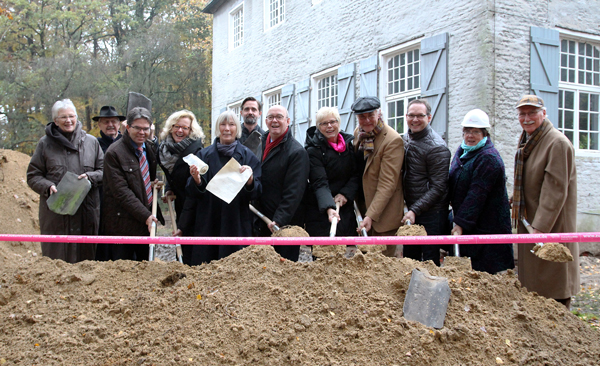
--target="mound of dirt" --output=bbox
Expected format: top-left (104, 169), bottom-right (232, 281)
top-left (533, 242), bottom-right (574, 262)
top-left (0, 149), bottom-right (41, 265)
top-left (1, 245), bottom-right (599, 365)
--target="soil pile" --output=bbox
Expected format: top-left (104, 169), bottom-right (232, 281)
top-left (396, 224), bottom-right (428, 237)
top-left (1, 246), bottom-right (600, 366)
top-left (533, 242), bottom-right (574, 262)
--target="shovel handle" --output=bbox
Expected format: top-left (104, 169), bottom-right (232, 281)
top-left (166, 195), bottom-right (184, 264)
top-left (521, 218), bottom-right (535, 234)
top-left (149, 181), bottom-right (163, 261)
top-left (249, 204), bottom-right (280, 232)
top-left (353, 201), bottom-right (368, 237)
top-left (329, 202), bottom-right (340, 237)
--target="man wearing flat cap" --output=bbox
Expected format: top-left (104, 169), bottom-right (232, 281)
top-left (93, 105), bottom-right (126, 261)
top-left (94, 105), bottom-right (126, 153)
top-left (352, 96), bottom-right (404, 256)
top-left (512, 94), bottom-right (579, 308)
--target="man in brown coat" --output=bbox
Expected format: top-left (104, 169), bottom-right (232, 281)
top-left (102, 107), bottom-right (164, 261)
top-left (512, 95), bottom-right (579, 308)
top-left (352, 96), bottom-right (404, 257)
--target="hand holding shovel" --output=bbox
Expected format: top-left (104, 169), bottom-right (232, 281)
top-left (249, 204), bottom-right (280, 232)
top-left (165, 194), bottom-right (184, 264)
top-left (353, 201), bottom-right (368, 237)
top-left (329, 202), bottom-right (341, 237)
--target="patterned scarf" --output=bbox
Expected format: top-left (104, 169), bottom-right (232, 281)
top-left (357, 117), bottom-right (384, 160)
top-left (159, 135), bottom-right (193, 173)
top-left (511, 119), bottom-right (550, 228)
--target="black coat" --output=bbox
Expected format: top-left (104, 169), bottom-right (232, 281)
top-left (304, 126), bottom-right (360, 237)
top-left (178, 140), bottom-right (262, 265)
top-left (98, 131), bottom-right (122, 153)
top-left (157, 138), bottom-right (203, 224)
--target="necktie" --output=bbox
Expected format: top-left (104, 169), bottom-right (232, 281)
top-left (137, 146), bottom-right (152, 205)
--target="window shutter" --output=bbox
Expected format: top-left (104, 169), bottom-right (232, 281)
top-left (280, 84), bottom-right (295, 131)
top-left (420, 33), bottom-right (449, 141)
top-left (530, 26), bottom-right (559, 126)
top-left (359, 56), bottom-right (378, 97)
top-left (220, 107), bottom-right (227, 114)
top-left (337, 63), bottom-right (356, 133)
top-left (294, 78), bottom-right (310, 143)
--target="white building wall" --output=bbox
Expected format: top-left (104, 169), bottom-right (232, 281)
top-left (208, 0), bottom-right (600, 212)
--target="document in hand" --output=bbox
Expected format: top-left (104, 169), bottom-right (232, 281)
top-left (206, 157), bottom-right (252, 204)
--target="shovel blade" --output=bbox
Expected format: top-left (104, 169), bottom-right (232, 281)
top-left (402, 269), bottom-right (451, 329)
top-left (243, 130), bottom-right (262, 158)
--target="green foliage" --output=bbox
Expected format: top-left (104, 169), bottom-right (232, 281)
top-left (0, 0), bottom-right (212, 155)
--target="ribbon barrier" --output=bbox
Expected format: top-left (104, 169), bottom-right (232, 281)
top-left (1, 232), bottom-right (600, 246)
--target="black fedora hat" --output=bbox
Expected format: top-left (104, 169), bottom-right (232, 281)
top-left (92, 106), bottom-right (126, 121)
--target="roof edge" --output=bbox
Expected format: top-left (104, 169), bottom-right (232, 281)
top-left (202, 0), bottom-right (227, 14)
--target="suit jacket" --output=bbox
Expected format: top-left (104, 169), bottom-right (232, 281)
top-left (516, 121), bottom-right (579, 299)
top-left (354, 123), bottom-right (405, 233)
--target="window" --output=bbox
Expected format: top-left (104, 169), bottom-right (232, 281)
top-left (262, 86), bottom-right (283, 129)
top-left (227, 100), bottom-right (243, 122)
top-left (266, 0), bottom-right (285, 30)
top-left (230, 4), bottom-right (243, 50)
top-left (559, 38), bottom-right (600, 151)
top-left (310, 66), bottom-right (338, 124)
top-left (380, 43), bottom-right (421, 134)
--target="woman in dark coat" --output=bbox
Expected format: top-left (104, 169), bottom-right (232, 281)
top-left (178, 111), bottom-right (262, 265)
top-left (27, 99), bottom-right (103, 263)
top-left (157, 110), bottom-right (205, 227)
top-left (449, 109), bottom-right (514, 274)
top-left (304, 106), bottom-right (361, 258)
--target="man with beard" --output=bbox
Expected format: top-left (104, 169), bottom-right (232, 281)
top-left (239, 97), bottom-right (266, 144)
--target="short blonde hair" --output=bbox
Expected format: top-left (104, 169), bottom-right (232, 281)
top-left (160, 110), bottom-right (205, 142)
top-left (315, 106), bottom-right (341, 126)
top-left (215, 111), bottom-right (242, 139)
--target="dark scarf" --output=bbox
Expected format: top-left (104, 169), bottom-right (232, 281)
top-left (217, 139), bottom-right (238, 157)
top-left (357, 117), bottom-right (385, 160)
top-left (511, 119), bottom-right (551, 228)
top-left (159, 135), bottom-right (193, 173)
top-left (46, 122), bottom-right (80, 151)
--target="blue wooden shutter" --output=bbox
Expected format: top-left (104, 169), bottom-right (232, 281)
top-left (337, 63), bottom-right (356, 133)
top-left (280, 84), bottom-right (295, 131)
top-left (295, 78), bottom-right (310, 143)
top-left (359, 56), bottom-right (378, 97)
top-left (420, 32), bottom-right (448, 141)
top-left (219, 107), bottom-right (227, 113)
top-left (530, 26), bottom-right (559, 126)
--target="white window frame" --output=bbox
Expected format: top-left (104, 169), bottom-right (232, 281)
top-left (229, 3), bottom-right (244, 50)
top-left (310, 66), bottom-right (339, 125)
top-left (311, 0), bottom-right (323, 5)
top-left (262, 85), bottom-right (283, 130)
top-left (264, 0), bottom-right (285, 31)
top-left (559, 30), bottom-right (600, 157)
top-left (227, 99), bottom-right (243, 123)
top-left (379, 39), bottom-right (422, 135)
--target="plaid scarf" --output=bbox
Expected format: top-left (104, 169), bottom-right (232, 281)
top-left (511, 119), bottom-right (550, 228)
top-left (357, 117), bottom-right (385, 160)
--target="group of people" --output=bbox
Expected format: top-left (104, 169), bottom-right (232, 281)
top-left (27, 93), bottom-right (579, 308)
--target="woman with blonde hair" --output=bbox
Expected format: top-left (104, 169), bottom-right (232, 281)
top-left (157, 110), bottom-right (205, 232)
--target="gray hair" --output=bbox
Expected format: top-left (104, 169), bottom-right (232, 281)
top-left (215, 111), bottom-right (242, 139)
top-left (407, 99), bottom-right (432, 115)
top-left (52, 99), bottom-right (77, 120)
top-left (160, 109), bottom-right (205, 142)
top-left (126, 107), bottom-right (153, 126)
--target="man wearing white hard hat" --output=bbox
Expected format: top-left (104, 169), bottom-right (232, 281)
top-left (401, 99), bottom-right (451, 266)
top-left (448, 109), bottom-right (514, 274)
top-left (512, 95), bottom-right (579, 309)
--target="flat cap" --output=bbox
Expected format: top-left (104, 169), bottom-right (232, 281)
top-left (516, 95), bottom-right (545, 109)
top-left (351, 96), bottom-right (381, 114)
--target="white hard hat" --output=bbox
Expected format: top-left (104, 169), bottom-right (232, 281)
top-left (461, 109), bottom-right (490, 129)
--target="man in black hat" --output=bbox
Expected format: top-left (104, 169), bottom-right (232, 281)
top-left (93, 105), bottom-right (126, 261)
top-left (94, 105), bottom-right (126, 153)
top-left (352, 96), bottom-right (404, 257)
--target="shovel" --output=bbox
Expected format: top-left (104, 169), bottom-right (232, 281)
top-left (243, 130), bottom-right (263, 158)
top-left (166, 194), bottom-right (184, 264)
top-left (402, 268), bottom-right (451, 329)
top-left (353, 201), bottom-right (368, 237)
top-left (148, 181), bottom-right (164, 261)
top-left (522, 218), bottom-right (573, 262)
top-left (329, 202), bottom-right (341, 237)
top-left (249, 204), bottom-right (280, 232)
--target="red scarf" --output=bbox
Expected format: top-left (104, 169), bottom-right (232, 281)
top-left (262, 128), bottom-right (288, 161)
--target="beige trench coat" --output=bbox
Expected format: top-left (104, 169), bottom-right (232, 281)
top-left (354, 123), bottom-right (405, 234)
top-left (516, 121), bottom-right (579, 299)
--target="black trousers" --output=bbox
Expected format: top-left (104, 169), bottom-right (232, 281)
top-left (402, 209), bottom-right (449, 266)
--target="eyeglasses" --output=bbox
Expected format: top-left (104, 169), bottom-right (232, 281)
top-left (406, 114), bottom-right (428, 120)
top-left (463, 129), bottom-right (483, 136)
top-left (518, 110), bottom-right (541, 119)
top-left (172, 125), bottom-right (190, 132)
top-left (266, 114), bottom-right (286, 122)
top-left (130, 126), bottom-right (151, 133)
top-left (57, 115), bottom-right (77, 121)
top-left (319, 120), bottom-right (339, 127)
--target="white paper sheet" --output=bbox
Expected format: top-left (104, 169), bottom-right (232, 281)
top-left (182, 154), bottom-right (209, 175)
top-left (206, 157), bottom-right (252, 204)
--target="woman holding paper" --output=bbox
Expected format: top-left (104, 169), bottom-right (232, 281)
top-left (157, 110), bottom-right (205, 227)
top-left (26, 99), bottom-right (104, 263)
top-left (178, 111), bottom-right (262, 265)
